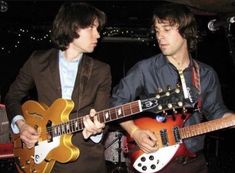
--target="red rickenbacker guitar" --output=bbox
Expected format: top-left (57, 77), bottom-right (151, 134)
top-left (12, 86), bottom-right (186, 173)
top-left (128, 113), bottom-right (235, 173)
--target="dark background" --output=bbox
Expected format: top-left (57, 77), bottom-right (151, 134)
top-left (1, 1), bottom-right (235, 172)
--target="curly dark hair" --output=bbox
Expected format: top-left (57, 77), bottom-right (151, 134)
top-left (152, 2), bottom-right (198, 52)
top-left (51, 2), bottom-right (106, 51)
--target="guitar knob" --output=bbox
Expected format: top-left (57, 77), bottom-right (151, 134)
top-left (141, 157), bottom-right (146, 162)
top-left (149, 155), bottom-right (154, 160)
top-left (151, 164), bottom-right (156, 170)
top-left (142, 166), bottom-right (147, 171)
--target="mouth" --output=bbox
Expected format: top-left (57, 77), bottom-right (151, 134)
top-left (92, 42), bottom-right (97, 47)
top-left (159, 44), bottom-right (168, 49)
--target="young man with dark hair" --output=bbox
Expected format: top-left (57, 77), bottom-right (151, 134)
top-left (111, 3), bottom-right (235, 173)
top-left (5, 2), bottom-right (111, 173)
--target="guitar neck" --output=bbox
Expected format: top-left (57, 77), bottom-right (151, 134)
top-left (51, 100), bottom-right (142, 137)
top-left (180, 115), bottom-right (235, 139)
top-left (50, 87), bottom-right (182, 137)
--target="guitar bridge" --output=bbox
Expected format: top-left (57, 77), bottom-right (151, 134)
top-left (173, 127), bottom-right (181, 143)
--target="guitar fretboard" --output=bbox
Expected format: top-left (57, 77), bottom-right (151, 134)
top-left (180, 115), bottom-right (235, 139)
top-left (51, 101), bottom-right (141, 137)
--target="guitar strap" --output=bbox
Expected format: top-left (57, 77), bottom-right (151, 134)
top-left (192, 59), bottom-right (202, 112)
top-left (178, 59), bottom-right (201, 111)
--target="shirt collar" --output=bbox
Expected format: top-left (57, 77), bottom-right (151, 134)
top-left (59, 50), bottom-right (83, 62)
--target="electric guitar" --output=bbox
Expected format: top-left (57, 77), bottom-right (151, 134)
top-left (128, 113), bottom-right (235, 173)
top-left (12, 86), bottom-right (187, 173)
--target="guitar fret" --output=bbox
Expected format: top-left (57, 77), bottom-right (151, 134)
top-left (109, 109), bottom-right (116, 121)
top-left (130, 101), bottom-right (140, 114)
top-left (104, 110), bottom-right (111, 122)
top-left (66, 123), bottom-right (70, 133)
top-left (72, 120), bottom-right (75, 132)
top-left (58, 126), bottom-right (61, 135)
top-left (123, 103), bottom-right (131, 116)
top-left (79, 118), bottom-right (84, 130)
top-left (69, 121), bottom-right (73, 133)
top-left (53, 127), bottom-right (56, 136)
top-left (75, 120), bottom-right (78, 130)
top-left (116, 106), bottom-right (123, 118)
top-left (97, 112), bottom-right (104, 123)
top-left (62, 124), bottom-right (65, 134)
top-left (72, 121), bottom-right (75, 132)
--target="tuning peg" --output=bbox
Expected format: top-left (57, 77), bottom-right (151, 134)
top-left (162, 110), bottom-right (167, 116)
top-left (156, 94), bottom-right (161, 99)
top-left (178, 101), bottom-right (183, 107)
top-left (157, 105), bottom-right (163, 110)
top-left (181, 107), bottom-right (187, 119)
top-left (176, 83), bottom-right (181, 88)
top-left (175, 87), bottom-right (181, 94)
top-left (172, 107), bottom-right (177, 114)
top-left (165, 91), bottom-right (170, 96)
top-left (167, 103), bottom-right (173, 109)
top-left (157, 88), bottom-right (163, 93)
top-left (182, 107), bottom-right (187, 113)
top-left (167, 85), bottom-right (171, 90)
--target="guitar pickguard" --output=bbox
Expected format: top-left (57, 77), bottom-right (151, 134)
top-left (133, 144), bottom-right (180, 173)
top-left (34, 136), bottom-right (60, 164)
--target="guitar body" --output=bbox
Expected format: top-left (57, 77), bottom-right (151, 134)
top-left (128, 114), bottom-right (195, 173)
top-left (13, 98), bottom-right (80, 173)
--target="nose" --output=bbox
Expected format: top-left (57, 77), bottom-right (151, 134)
top-left (95, 29), bottom-right (100, 39)
top-left (156, 31), bottom-right (164, 42)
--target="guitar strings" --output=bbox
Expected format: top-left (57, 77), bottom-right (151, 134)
top-left (35, 103), bottom-right (140, 135)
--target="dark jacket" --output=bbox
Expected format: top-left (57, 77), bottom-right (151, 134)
top-left (5, 48), bottom-right (112, 173)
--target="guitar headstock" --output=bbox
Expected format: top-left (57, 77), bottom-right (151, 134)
top-left (141, 85), bottom-right (196, 113)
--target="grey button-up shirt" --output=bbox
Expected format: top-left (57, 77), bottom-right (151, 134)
top-left (111, 53), bottom-right (229, 152)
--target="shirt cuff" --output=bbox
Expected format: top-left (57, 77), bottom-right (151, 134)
top-left (90, 133), bottom-right (103, 143)
top-left (11, 115), bottom-right (25, 134)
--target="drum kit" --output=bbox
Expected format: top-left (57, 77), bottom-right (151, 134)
top-left (0, 104), bottom-right (17, 173)
top-left (104, 124), bottom-right (130, 173)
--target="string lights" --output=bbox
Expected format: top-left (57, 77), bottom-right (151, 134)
top-left (0, 26), bottom-right (156, 55)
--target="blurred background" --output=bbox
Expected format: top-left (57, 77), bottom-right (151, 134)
top-left (0, 0), bottom-right (235, 172)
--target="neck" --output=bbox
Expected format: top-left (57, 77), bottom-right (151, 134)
top-left (167, 50), bottom-right (190, 71)
top-left (63, 48), bottom-right (82, 61)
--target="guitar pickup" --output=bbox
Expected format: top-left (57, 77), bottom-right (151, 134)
top-left (160, 129), bottom-right (169, 146)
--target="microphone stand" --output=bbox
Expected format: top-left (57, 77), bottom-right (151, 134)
top-left (110, 131), bottom-right (126, 173)
top-left (225, 23), bottom-right (235, 66)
